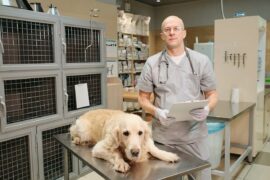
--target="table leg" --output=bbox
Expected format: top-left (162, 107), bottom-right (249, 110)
top-left (64, 148), bottom-right (69, 180)
top-left (224, 121), bottom-right (231, 180)
top-left (248, 106), bottom-right (255, 162)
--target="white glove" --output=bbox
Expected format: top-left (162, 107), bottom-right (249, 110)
top-left (154, 108), bottom-right (171, 126)
top-left (189, 105), bottom-right (210, 121)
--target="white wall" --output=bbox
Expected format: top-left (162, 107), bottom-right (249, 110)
top-left (29, 0), bottom-right (118, 39)
top-left (131, 0), bottom-right (270, 29)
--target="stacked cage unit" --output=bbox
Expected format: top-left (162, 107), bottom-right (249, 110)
top-left (0, 7), bottom-right (106, 180)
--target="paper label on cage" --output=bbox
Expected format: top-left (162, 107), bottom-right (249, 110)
top-left (106, 40), bottom-right (117, 58)
top-left (75, 83), bottom-right (90, 108)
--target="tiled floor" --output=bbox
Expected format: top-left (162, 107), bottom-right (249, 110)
top-left (237, 141), bottom-right (270, 180)
top-left (78, 142), bottom-right (270, 180)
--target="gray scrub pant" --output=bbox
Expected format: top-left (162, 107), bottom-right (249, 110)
top-left (167, 138), bottom-right (211, 180)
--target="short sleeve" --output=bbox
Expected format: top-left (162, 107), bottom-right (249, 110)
top-left (200, 57), bottom-right (216, 91)
top-left (136, 61), bottom-right (154, 92)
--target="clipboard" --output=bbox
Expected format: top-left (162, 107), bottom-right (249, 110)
top-left (168, 100), bottom-right (208, 121)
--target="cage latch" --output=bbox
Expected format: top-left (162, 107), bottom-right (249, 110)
top-left (0, 96), bottom-right (6, 119)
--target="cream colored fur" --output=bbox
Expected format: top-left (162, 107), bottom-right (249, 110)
top-left (70, 109), bottom-right (179, 173)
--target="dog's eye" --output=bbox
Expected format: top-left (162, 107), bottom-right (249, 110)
top-left (123, 131), bottom-right (129, 136)
top-left (138, 131), bottom-right (143, 136)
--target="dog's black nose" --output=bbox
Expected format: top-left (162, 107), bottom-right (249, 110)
top-left (131, 149), bottom-right (140, 157)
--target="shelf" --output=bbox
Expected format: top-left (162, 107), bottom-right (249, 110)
top-left (119, 71), bottom-right (142, 74)
top-left (117, 31), bottom-right (149, 88)
top-left (118, 59), bottom-right (146, 61)
top-left (119, 32), bottom-right (149, 37)
top-left (119, 72), bottom-right (133, 74)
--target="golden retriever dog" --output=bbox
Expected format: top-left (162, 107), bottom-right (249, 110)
top-left (70, 109), bottom-right (179, 173)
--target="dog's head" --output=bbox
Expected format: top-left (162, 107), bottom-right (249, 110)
top-left (111, 113), bottom-right (151, 162)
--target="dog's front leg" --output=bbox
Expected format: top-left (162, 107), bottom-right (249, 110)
top-left (92, 140), bottom-right (130, 173)
top-left (147, 139), bottom-right (180, 162)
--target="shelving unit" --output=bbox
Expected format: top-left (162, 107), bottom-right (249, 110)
top-left (117, 10), bottom-right (150, 88)
top-left (117, 32), bottom-right (149, 87)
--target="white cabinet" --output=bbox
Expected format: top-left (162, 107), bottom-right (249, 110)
top-left (264, 92), bottom-right (270, 142)
top-left (214, 16), bottom-right (267, 156)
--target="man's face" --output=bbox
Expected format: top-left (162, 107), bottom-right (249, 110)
top-left (160, 18), bottom-right (186, 49)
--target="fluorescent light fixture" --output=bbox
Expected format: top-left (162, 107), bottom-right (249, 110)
top-left (156, 0), bottom-right (161, 2)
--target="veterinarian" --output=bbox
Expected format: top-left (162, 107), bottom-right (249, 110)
top-left (136, 15), bottom-right (218, 180)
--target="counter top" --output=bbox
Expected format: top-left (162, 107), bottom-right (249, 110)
top-left (208, 100), bottom-right (255, 120)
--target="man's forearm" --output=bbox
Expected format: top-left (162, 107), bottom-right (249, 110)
top-left (205, 90), bottom-right (218, 111)
top-left (138, 92), bottom-right (156, 116)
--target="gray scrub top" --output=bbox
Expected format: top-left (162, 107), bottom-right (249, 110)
top-left (136, 48), bottom-right (216, 145)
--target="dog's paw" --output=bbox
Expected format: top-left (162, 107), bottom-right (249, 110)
top-left (162, 152), bottom-right (180, 163)
top-left (72, 137), bottom-right (81, 145)
top-left (113, 159), bottom-right (130, 173)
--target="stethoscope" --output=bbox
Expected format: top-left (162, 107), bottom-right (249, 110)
top-left (158, 48), bottom-right (197, 84)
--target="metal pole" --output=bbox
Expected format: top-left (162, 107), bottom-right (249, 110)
top-left (64, 148), bottom-right (69, 180)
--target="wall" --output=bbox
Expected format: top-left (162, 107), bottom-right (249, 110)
top-left (131, 0), bottom-right (270, 71)
top-left (154, 0), bottom-right (270, 28)
top-left (29, 0), bottom-right (118, 40)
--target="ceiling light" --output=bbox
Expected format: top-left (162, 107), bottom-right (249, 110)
top-left (156, 0), bottom-right (161, 2)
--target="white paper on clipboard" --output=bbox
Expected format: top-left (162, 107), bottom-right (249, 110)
top-left (168, 100), bottom-right (208, 121)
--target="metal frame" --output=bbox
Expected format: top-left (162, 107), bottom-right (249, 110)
top-left (209, 104), bottom-right (255, 180)
top-left (78, 160), bottom-right (92, 175)
top-left (60, 16), bottom-right (106, 69)
top-left (0, 6), bottom-right (61, 72)
top-left (36, 118), bottom-right (78, 180)
top-left (0, 70), bottom-right (63, 132)
top-left (62, 68), bottom-right (107, 119)
top-left (0, 127), bottom-right (38, 180)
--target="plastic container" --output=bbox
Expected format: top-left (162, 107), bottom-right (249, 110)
top-left (207, 122), bottom-right (225, 169)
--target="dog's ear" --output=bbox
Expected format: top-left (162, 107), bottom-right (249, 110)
top-left (111, 126), bottom-right (120, 148)
top-left (142, 121), bottom-right (151, 145)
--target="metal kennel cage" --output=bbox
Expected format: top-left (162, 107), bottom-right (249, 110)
top-left (65, 26), bottom-right (101, 63)
top-left (60, 16), bottom-right (105, 68)
top-left (0, 128), bottom-right (38, 180)
top-left (0, 136), bottom-right (32, 180)
top-left (0, 18), bottom-right (54, 64)
top-left (0, 71), bottom-right (63, 132)
top-left (0, 6), bottom-right (107, 180)
top-left (4, 77), bottom-right (56, 124)
top-left (63, 69), bottom-right (107, 118)
top-left (0, 7), bottom-right (61, 71)
top-left (39, 124), bottom-right (75, 180)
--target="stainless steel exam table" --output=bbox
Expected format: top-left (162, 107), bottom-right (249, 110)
top-left (55, 133), bottom-right (210, 180)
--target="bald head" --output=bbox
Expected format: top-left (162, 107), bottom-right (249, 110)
top-left (161, 16), bottom-right (185, 31)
